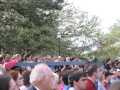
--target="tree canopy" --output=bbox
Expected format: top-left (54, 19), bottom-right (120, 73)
top-left (87, 21), bottom-right (120, 60)
top-left (0, 0), bottom-right (103, 56)
top-left (0, 0), bottom-right (66, 55)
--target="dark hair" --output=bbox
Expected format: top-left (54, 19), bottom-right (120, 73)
top-left (8, 70), bottom-right (19, 81)
top-left (22, 71), bottom-right (31, 86)
top-left (62, 73), bottom-right (69, 85)
top-left (86, 64), bottom-right (98, 77)
top-left (69, 72), bottom-right (86, 87)
top-left (0, 75), bottom-right (11, 90)
top-left (104, 71), bottom-right (113, 79)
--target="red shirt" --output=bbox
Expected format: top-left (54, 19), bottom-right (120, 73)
top-left (86, 79), bottom-right (97, 90)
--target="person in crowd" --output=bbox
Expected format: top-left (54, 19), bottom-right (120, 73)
top-left (109, 81), bottom-right (120, 90)
top-left (96, 67), bottom-right (106, 90)
top-left (0, 74), bottom-right (19, 90)
top-left (0, 65), bottom-right (19, 90)
top-left (103, 71), bottom-right (113, 90)
top-left (62, 72), bottom-right (70, 90)
top-left (0, 54), bottom-right (4, 64)
top-left (8, 70), bottom-right (19, 81)
top-left (85, 64), bottom-right (98, 90)
top-left (20, 70), bottom-right (32, 90)
top-left (110, 69), bottom-right (120, 84)
top-left (69, 71), bottom-right (87, 90)
top-left (8, 70), bottom-right (23, 87)
top-left (0, 64), bottom-right (6, 75)
top-left (3, 54), bottom-right (22, 70)
top-left (30, 63), bottom-right (59, 90)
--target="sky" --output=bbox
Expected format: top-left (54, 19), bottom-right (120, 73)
top-left (67, 0), bottom-right (120, 33)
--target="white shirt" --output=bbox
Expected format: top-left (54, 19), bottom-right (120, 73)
top-left (20, 85), bottom-right (35, 90)
top-left (69, 87), bottom-right (75, 90)
top-left (20, 85), bottom-right (29, 90)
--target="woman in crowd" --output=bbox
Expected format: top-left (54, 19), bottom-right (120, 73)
top-left (8, 69), bottom-right (23, 87)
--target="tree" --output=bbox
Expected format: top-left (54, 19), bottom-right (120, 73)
top-left (57, 2), bottom-right (101, 55)
top-left (0, 0), bottom-right (67, 55)
top-left (89, 21), bottom-right (120, 59)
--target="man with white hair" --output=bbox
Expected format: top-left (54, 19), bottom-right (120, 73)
top-left (30, 64), bottom-right (59, 90)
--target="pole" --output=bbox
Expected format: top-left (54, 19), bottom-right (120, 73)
top-left (58, 38), bottom-right (60, 56)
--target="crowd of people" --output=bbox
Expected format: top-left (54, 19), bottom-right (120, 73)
top-left (0, 54), bottom-right (120, 90)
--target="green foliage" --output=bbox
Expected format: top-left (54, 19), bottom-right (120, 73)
top-left (0, 0), bottom-right (101, 56)
top-left (58, 3), bottom-right (100, 54)
top-left (0, 0), bottom-right (69, 55)
top-left (89, 22), bottom-right (120, 59)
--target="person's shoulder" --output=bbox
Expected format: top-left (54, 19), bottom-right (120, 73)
top-left (20, 85), bottom-right (36, 90)
top-left (27, 86), bottom-right (37, 90)
top-left (86, 79), bottom-right (96, 89)
top-left (69, 87), bottom-right (74, 90)
top-left (86, 79), bottom-right (93, 84)
top-left (20, 85), bottom-right (28, 90)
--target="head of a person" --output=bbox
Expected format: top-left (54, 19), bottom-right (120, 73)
top-left (0, 66), bottom-right (19, 90)
top-left (97, 67), bottom-right (105, 81)
top-left (12, 54), bottom-right (22, 61)
top-left (69, 71), bottom-right (87, 90)
top-left (0, 73), bottom-right (19, 90)
top-left (109, 81), bottom-right (120, 90)
top-left (8, 70), bottom-right (19, 81)
top-left (4, 54), bottom-right (11, 62)
top-left (115, 69), bottom-right (120, 77)
top-left (30, 64), bottom-right (58, 90)
top-left (22, 70), bottom-right (31, 86)
top-left (104, 71), bottom-right (113, 83)
top-left (86, 64), bottom-right (98, 81)
top-left (8, 70), bottom-right (23, 87)
top-left (61, 71), bottom-right (69, 85)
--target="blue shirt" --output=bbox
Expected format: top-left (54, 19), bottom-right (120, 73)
top-left (97, 80), bottom-right (106, 90)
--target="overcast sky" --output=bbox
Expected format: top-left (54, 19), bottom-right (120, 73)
top-left (67, 0), bottom-right (120, 33)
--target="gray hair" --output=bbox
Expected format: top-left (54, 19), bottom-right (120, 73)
top-left (30, 63), bottom-right (53, 84)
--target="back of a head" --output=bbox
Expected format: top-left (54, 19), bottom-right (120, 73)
top-left (62, 72), bottom-right (69, 85)
top-left (22, 70), bottom-right (31, 86)
top-left (86, 64), bottom-right (98, 77)
top-left (109, 81), bottom-right (120, 90)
